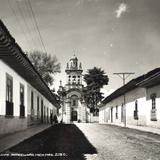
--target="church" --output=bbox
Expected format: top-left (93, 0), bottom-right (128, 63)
top-left (58, 56), bottom-right (88, 123)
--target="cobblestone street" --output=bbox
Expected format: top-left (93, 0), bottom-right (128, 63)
top-left (77, 124), bottom-right (160, 160)
top-left (1, 123), bottom-right (160, 160)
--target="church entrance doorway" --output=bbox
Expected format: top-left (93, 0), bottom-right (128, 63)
top-left (71, 110), bottom-right (77, 121)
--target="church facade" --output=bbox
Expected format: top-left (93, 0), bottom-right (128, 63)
top-left (58, 56), bottom-right (88, 123)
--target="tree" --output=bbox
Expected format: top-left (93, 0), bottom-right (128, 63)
top-left (83, 67), bottom-right (109, 115)
top-left (27, 50), bottom-right (61, 86)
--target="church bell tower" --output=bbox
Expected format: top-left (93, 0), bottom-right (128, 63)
top-left (65, 55), bottom-right (83, 90)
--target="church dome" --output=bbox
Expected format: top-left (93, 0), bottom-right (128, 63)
top-left (68, 55), bottom-right (78, 69)
top-left (70, 55), bottom-right (78, 61)
top-left (66, 55), bottom-right (83, 71)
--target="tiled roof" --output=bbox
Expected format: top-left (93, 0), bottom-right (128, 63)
top-left (101, 68), bottom-right (160, 106)
top-left (0, 20), bottom-right (59, 108)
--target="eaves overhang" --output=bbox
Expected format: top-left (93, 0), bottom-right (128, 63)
top-left (136, 71), bottom-right (160, 88)
top-left (102, 75), bottom-right (145, 105)
top-left (101, 68), bottom-right (160, 105)
top-left (0, 20), bottom-right (58, 108)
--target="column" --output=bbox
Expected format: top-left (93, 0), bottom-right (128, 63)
top-left (65, 99), bottom-right (71, 123)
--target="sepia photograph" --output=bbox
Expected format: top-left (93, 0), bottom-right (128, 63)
top-left (0, 0), bottom-right (160, 159)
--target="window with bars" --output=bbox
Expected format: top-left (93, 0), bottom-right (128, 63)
top-left (151, 96), bottom-right (156, 110)
top-left (41, 99), bottom-right (44, 122)
top-left (116, 106), bottom-right (118, 119)
top-left (47, 108), bottom-right (49, 122)
top-left (134, 100), bottom-right (138, 120)
top-left (20, 84), bottom-right (24, 105)
top-left (44, 106), bottom-right (46, 120)
top-left (37, 96), bottom-right (39, 118)
top-left (6, 74), bottom-right (13, 103)
top-left (151, 93), bottom-right (157, 121)
top-left (6, 74), bottom-right (14, 116)
top-left (111, 107), bottom-right (113, 122)
top-left (31, 91), bottom-right (34, 109)
top-left (20, 84), bottom-right (25, 117)
top-left (121, 103), bottom-right (124, 122)
top-left (31, 91), bottom-right (34, 117)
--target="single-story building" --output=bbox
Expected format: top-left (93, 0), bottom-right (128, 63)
top-left (99, 68), bottom-right (160, 129)
top-left (0, 20), bottom-right (59, 135)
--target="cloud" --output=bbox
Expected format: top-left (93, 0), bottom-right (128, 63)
top-left (116, 3), bottom-right (127, 18)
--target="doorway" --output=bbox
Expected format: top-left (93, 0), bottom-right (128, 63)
top-left (41, 99), bottom-right (43, 123)
top-left (71, 110), bottom-right (77, 121)
top-left (111, 107), bottom-right (113, 123)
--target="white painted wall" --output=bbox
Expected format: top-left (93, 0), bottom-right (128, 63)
top-left (99, 86), bottom-right (160, 127)
top-left (0, 60), bottom-right (28, 117)
top-left (146, 85), bottom-right (160, 128)
top-left (0, 60), bottom-right (57, 134)
top-left (27, 83), bottom-right (57, 125)
top-left (99, 86), bottom-right (160, 129)
top-left (0, 60), bottom-right (28, 134)
top-left (126, 97), bottom-right (148, 126)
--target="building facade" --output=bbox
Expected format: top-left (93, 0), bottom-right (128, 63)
top-left (99, 68), bottom-right (160, 129)
top-left (0, 20), bottom-right (58, 135)
top-left (58, 56), bottom-right (88, 123)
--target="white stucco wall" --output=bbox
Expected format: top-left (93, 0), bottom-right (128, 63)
top-left (146, 85), bottom-right (160, 128)
top-left (27, 83), bottom-right (57, 125)
top-left (0, 60), bottom-right (28, 117)
top-left (0, 60), bottom-right (28, 134)
top-left (126, 97), bottom-right (148, 126)
top-left (99, 88), bottom-right (146, 125)
top-left (0, 60), bottom-right (57, 134)
top-left (99, 85), bottom-right (160, 128)
top-left (99, 106), bottom-right (110, 123)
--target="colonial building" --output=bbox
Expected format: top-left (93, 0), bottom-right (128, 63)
top-left (58, 56), bottom-right (88, 123)
top-left (0, 20), bottom-right (59, 135)
top-left (99, 68), bottom-right (160, 129)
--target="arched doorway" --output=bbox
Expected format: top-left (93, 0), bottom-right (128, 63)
top-left (71, 110), bottom-right (77, 121)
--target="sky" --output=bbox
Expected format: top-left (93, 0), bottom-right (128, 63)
top-left (1, 0), bottom-right (160, 95)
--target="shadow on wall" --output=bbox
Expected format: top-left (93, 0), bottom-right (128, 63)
top-left (3, 124), bottom-right (97, 160)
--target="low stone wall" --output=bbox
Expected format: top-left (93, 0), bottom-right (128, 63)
top-left (0, 116), bottom-right (27, 135)
top-left (27, 114), bottom-right (47, 126)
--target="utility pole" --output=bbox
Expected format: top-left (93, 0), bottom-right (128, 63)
top-left (113, 72), bottom-right (135, 86)
top-left (113, 72), bottom-right (135, 127)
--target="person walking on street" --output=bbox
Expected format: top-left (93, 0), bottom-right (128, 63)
top-left (50, 112), bottom-right (53, 125)
top-left (53, 115), bottom-right (58, 124)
